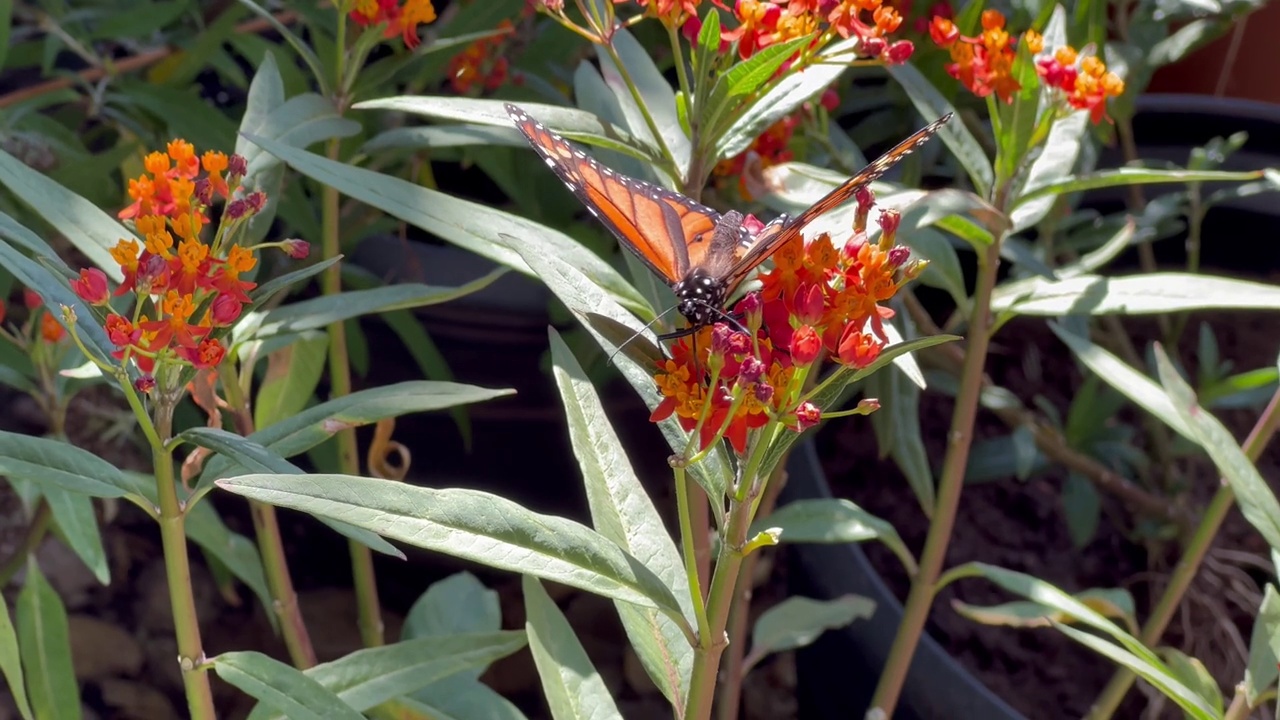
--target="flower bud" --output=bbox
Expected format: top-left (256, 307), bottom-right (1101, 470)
top-left (820, 88), bottom-right (840, 112)
top-left (754, 382), bottom-right (775, 405)
top-left (790, 324), bottom-right (822, 366)
top-left (194, 177), bottom-right (214, 206)
top-left (245, 191), bottom-right (267, 213)
top-left (227, 154), bottom-right (248, 178)
top-left (795, 401), bottom-right (822, 430)
top-left (888, 246), bottom-right (911, 268)
top-left (739, 355), bottom-right (765, 385)
top-left (837, 324), bottom-right (884, 368)
top-left (225, 199), bottom-right (249, 219)
top-left (737, 291), bottom-right (763, 332)
top-left (878, 209), bottom-right (901, 241)
top-left (23, 288), bottom-right (41, 309)
top-left (136, 253), bottom-right (169, 295)
top-left (134, 375), bottom-right (156, 394)
top-left (727, 331), bottom-right (752, 356)
top-left (211, 294), bottom-right (242, 327)
top-left (886, 39), bottom-right (915, 65)
top-left (282, 238), bottom-right (311, 259)
top-left (711, 323), bottom-right (734, 355)
top-left (793, 283), bottom-right (824, 325)
top-left (71, 268), bottom-right (110, 306)
top-left (862, 37), bottom-right (887, 59)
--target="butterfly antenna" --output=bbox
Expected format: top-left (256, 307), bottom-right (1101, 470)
top-left (606, 305), bottom-right (684, 367)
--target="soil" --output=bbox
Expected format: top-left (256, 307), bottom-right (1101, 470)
top-left (817, 308), bottom-right (1280, 720)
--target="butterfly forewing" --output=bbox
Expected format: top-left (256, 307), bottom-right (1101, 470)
top-left (505, 103), bottom-right (722, 284)
top-left (721, 112), bottom-right (953, 292)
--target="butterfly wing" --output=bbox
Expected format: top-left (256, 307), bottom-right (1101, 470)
top-left (505, 103), bottom-right (721, 286)
top-left (719, 113), bottom-right (954, 292)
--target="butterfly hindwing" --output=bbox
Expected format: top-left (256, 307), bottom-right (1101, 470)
top-left (505, 103), bottom-right (721, 285)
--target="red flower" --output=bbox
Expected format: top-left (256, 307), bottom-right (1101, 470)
top-left (71, 268), bottom-right (110, 306)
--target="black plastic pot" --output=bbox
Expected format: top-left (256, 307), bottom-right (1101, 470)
top-left (781, 442), bottom-right (1025, 720)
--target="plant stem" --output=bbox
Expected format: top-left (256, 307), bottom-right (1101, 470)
top-left (1087, 386), bottom-right (1280, 719)
top-left (715, 463), bottom-right (788, 720)
top-left (321, 133), bottom-right (384, 647)
top-left (153, 402), bottom-right (216, 720)
top-left (675, 465), bottom-right (712, 640)
top-left (869, 240), bottom-right (1001, 716)
top-left (1221, 685), bottom-right (1250, 720)
top-left (217, 364), bottom-right (317, 668)
top-left (685, 493), bottom-right (755, 720)
top-left (0, 500), bottom-right (51, 585)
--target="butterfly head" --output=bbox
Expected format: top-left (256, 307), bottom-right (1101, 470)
top-left (672, 268), bottom-right (728, 329)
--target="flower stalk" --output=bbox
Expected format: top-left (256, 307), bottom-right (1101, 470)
top-left (869, 239), bottom-right (1002, 716)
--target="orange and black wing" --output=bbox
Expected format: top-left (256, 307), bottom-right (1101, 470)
top-left (720, 112), bottom-right (954, 293)
top-left (506, 103), bottom-right (721, 285)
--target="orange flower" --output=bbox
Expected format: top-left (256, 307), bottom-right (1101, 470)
top-left (349, 0), bottom-right (437, 49)
top-left (447, 20), bottom-right (515, 95)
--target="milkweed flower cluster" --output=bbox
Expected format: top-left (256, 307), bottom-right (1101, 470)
top-left (534, 0), bottom-right (912, 65)
top-left (651, 188), bottom-right (924, 453)
top-left (447, 19), bottom-right (517, 95)
top-left (68, 140), bottom-right (309, 391)
top-left (348, 0), bottom-right (437, 49)
top-left (929, 9), bottom-right (1124, 121)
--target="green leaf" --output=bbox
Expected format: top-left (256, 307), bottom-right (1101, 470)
top-left (213, 651), bottom-right (363, 720)
top-left (747, 595), bottom-right (874, 669)
top-left (403, 572), bottom-right (501, 644)
top-left (717, 38), bottom-right (859, 160)
top-left (244, 274), bottom-right (506, 340)
top-left (867, 361), bottom-right (934, 516)
top-left (198, 381), bottom-right (514, 489)
top-left (361, 125), bottom-right (524, 153)
top-left (0, 0), bottom-right (12, 72)
top-left (1049, 322), bottom-right (1194, 441)
top-left (242, 633), bottom-right (528, 720)
top-left (234, 0), bottom-right (328, 95)
top-left (244, 256), bottom-right (341, 316)
top-left (43, 488), bottom-right (108, 584)
top-left (353, 96), bottom-right (660, 162)
top-left (1002, 273), bottom-right (1280, 316)
top-left (953, 587), bottom-right (1137, 634)
top-left (239, 93), bottom-right (361, 181)
top-left (599, 28), bottom-right (690, 176)
top-left (0, 238), bottom-right (117, 367)
top-left (1052, 623), bottom-right (1216, 720)
top-left (253, 334), bottom-right (328, 430)
top-left (0, 143), bottom-right (132, 271)
top-left (17, 561), bottom-right (79, 720)
top-left (1158, 648), bottom-right (1224, 717)
top-left (887, 62), bottom-right (993, 195)
top-left (705, 37), bottom-right (811, 139)
top-left (216, 473), bottom-right (692, 627)
top-left (522, 575), bottom-right (625, 720)
top-left (949, 563), bottom-right (1218, 720)
top-left (240, 134), bottom-right (648, 313)
top-left (755, 498), bottom-right (916, 575)
top-left (1244, 583), bottom-right (1280, 705)
top-left (409, 681), bottom-right (529, 720)
top-left (182, 428), bottom-right (403, 560)
top-left (1010, 112), bottom-right (1088, 232)
top-left (0, 431), bottom-right (131, 499)
top-left (0, 591), bottom-right (34, 720)
top-left (1016, 167), bottom-right (1262, 205)
top-left (1154, 345), bottom-right (1280, 554)
top-left (493, 233), bottom-right (732, 512)
top-left (993, 219), bottom-right (1135, 309)
top-left (548, 329), bottom-right (693, 706)
top-left (1061, 473), bottom-right (1100, 549)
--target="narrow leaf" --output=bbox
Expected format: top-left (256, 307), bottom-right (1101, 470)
top-left (0, 592), bottom-right (34, 720)
top-left (522, 575), bottom-right (624, 720)
top-left (213, 651), bottom-right (363, 720)
top-left (755, 498), bottom-right (916, 575)
top-left (0, 431), bottom-right (131, 499)
top-left (17, 561), bottom-right (79, 720)
top-left (748, 595), bottom-right (874, 664)
top-left (1244, 583), bottom-right (1280, 705)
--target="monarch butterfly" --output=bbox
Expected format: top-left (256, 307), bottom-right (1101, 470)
top-left (505, 103), bottom-right (951, 338)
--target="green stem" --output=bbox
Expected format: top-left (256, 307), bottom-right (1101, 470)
top-left (1221, 685), bottom-right (1250, 720)
top-left (674, 464), bottom-right (712, 639)
top-left (321, 134), bottom-right (384, 648)
top-left (684, 491), bottom-right (755, 720)
top-left (152, 401), bottom-right (216, 720)
top-left (217, 363), bottom-right (317, 669)
top-left (0, 500), bottom-right (51, 585)
top-left (1086, 385), bottom-right (1280, 719)
top-left (868, 239), bottom-right (1001, 716)
top-left (600, 41), bottom-right (681, 183)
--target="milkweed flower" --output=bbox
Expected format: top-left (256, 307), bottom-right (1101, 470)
top-left (447, 20), bottom-right (517, 95)
top-left (66, 140), bottom-right (306, 381)
top-left (651, 188), bottom-right (923, 455)
top-left (349, 0), bottom-right (437, 49)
